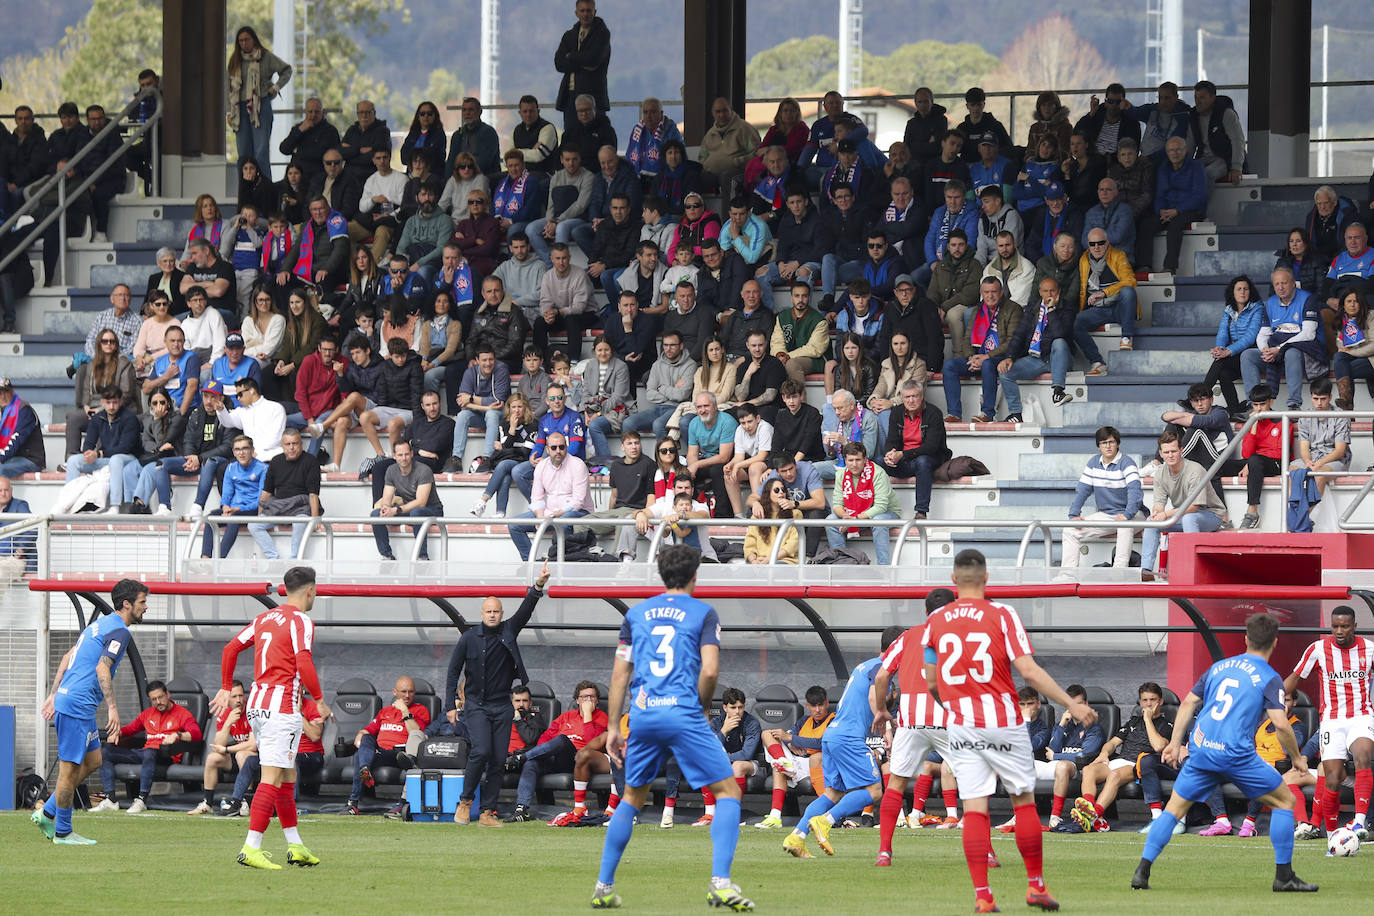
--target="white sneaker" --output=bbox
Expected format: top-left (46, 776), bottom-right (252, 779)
top-left (660, 807), bottom-right (675, 828)
top-left (90, 797), bottom-right (119, 812)
top-left (770, 756), bottom-right (799, 780)
top-left (190, 504), bottom-right (205, 516)
top-left (188, 800), bottom-right (211, 815)
top-left (100, 505), bottom-right (121, 515)
top-left (470, 498), bottom-right (487, 518)
top-left (153, 504), bottom-right (172, 516)
top-left (320, 462), bottom-right (340, 473)
top-left (92, 231), bottom-right (109, 244)
top-left (240, 800), bottom-right (249, 816)
top-left (126, 798), bottom-right (147, 814)
top-left (304, 423), bottom-right (324, 439)
top-left (488, 508), bottom-right (504, 518)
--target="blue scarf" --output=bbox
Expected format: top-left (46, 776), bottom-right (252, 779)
top-left (627, 119), bottom-right (671, 176)
top-left (754, 167), bottom-right (790, 210)
top-left (970, 304), bottom-right (999, 352)
top-left (656, 161), bottom-right (688, 209)
top-left (438, 261), bottom-right (475, 306)
top-left (1342, 315), bottom-right (1365, 347)
top-left (0, 395), bottom-right (24, 453)
top-left (1028, 304), bottom-right (1049, 358)
top-left (493, 172), bottom-right (530, 218)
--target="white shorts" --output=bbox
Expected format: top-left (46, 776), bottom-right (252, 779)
top-left (370, 406), bottom-right (413, 426)
top-left (246, 705), bottom-right (303, 769)
top-left (946, 723), bottom-right (1036, 799)
top-left (1033, 759), bottom-right (1057, 781)
top-left (890, 726), bottom-right (950, 779)
top-left (1320, 715), bottom-right (1374, 760)
top-left (1106, 757), bottom-right (1136, 772)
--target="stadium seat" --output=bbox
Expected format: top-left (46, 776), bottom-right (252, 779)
top-left (412, 676), bottom-right (441, 723)
top-left (1291, 689), bottom-right (1318, 743)
top-left (751, 684), bottom-right (801, 730)
top-left (594, 681), bottom-right (610, 713)
top-left (326, 678), bottom-right (380, 781)
top-left (165, 675), bottom-right (209, 769)
top-left (1083, 686), bottom-right (1120, 739)
top-left (527, 680), bottom-right (559, 723)
top-left (709, 686), bottom-right (727, 720)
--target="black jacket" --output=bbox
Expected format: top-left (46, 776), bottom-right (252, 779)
top-left (1073, 108), bottom-right (1142, 153)
top-left (591, 215), bottom-right (641, 270)
top-left (558, 114), bottom-right (617, 175)
top-left (445, 586), bottom-right (543, 707)
top-left (307, 169), bottom-right (364, 223)
top-left (181, 404), bottom-right (233, 462)
top-left (775, 204), bottom-right (832, 266)
top-left (339, 118), bottom-right (391, 182)
top-left (466, 300), bottom-right (530, 365)
top-left (903, 104), bottom-right (949, 164)
top-left (823, 205), bottom-right (870, 263)
top-left (697, 251), bottom-right (750, 317)
top-left (885, 402), bottom-right (951, 463)
top-left (400, 126), bottom-right (447, 177)
top-left (279, 119), bottom-right (342, 189)
top-left (374, 351), bottom-right (424, 411)
top-left (554, 16), bottom-right (612, 113)
top-left (772, 404), bottom-right (825, 463)
top-left (881, 294), bottom-right (945, 371)
top-left (7, 127), bottom-right (49, 187)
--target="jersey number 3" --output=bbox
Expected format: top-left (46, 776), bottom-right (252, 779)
top-left (939, 632), bottom-right (994, 685)
top-left (649, 625), bottom-right (675, 677)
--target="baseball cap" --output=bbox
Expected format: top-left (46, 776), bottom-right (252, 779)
top-left (975, 131), bottom-right (997, 147)
top-left (893, 274), bottom-right (915, 289)
top-left (200, 378), bottom-right (224, 396)
top-left (0, 376), bottom-right (11, 390)
top-left (836, 138), bottom-right (857, 154)
top-left (1044, 182), bottom-right (1066, 200)
top-left (225, 331), bottom-right (245, 348)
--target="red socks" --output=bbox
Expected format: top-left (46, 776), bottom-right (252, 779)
top-left (1324, 784), bottom-right (1342, 832)
top-left (735, 776), bottom-right (747, 794)
top-left (878, 787), bottom-right (904, 855)
top-left (962, 810), bottom-right (992, 900)
top-left (1355, 769), bottom-right (1372, 819)
top-left (1288, 784), bottom-right (1308, 823)
top-left (1309, 786), bottom-right (1324, 826)
top-left (910, 773), bottom-right (934, 812)
top-left (605, 789), bottom-right (621, 814)
top-left (249, 783), bottom-right (278, 834)
top-left (942, 788), bottom-right (959, 816)
top-left (275, 782), bottom-right (297, 829)
top-left (702, 788), bottom-right (716, 805)
top-left (573, 787), bottom-right (587, 807)
top-left (1051, 794), bottom-right (1066, 818)
top-left (764, 741), bottom-right (785, 762)
top-left (1014, 804), bottom-right (1045, 890)
top-left (772, 786), bottom-right (786, 812)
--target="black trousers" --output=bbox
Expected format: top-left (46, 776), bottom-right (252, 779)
top-left (1246, 454), bottom-right (1282, 505)
top-left (460, 699), bottom-right (514, 811)
top-left (1203, 354), bottom-right (1245, 412)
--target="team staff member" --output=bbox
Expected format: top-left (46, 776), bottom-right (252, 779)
top-left (446, 565), bottom-right (551, 825)
top-left (345, 676), bottom-right (432, 815)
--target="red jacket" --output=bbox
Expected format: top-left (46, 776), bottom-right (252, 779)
top-left (364, 702), bottom-right (432, 751)
top-left (121, 702), bottom-right (203, 759)
top-left (294, 351), bottom-right (343, 421)
top-left (537, 707), bottom-right (609, 751)
top-left (1241, 417), bottom-right (1287, 461)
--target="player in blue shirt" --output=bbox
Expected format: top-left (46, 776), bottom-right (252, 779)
top-left (1132, 612), bottom-right (1319, 894)
top-left (783, 627), bottom-right (903, 859)
top-left (592, 545), bottom-right (753, 912)
top-left (33, 578), bottom-right (149, 845)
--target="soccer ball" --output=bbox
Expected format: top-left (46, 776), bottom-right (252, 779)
top-left (1328, 827), bottom-right (1360, 857)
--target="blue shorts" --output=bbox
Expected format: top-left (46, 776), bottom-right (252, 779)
top-left (821, 732), bottom-right (881, 793)
top-left (624, 707), bottom-right (732, 791)
top-left (1171, 751), bottom-right (1282, 803)
top-left (54, 712), bottom-right (100, 764)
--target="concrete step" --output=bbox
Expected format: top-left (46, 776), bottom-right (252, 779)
top-left (3, 354), bottom-right (77, 379)
top-left (1018, 452), bottom-right (1146, 480)
top-left (1150, 225), bottom-right (1217, 277)
top-left (1105, 348), bottom-right (1213, 377)
top-left (1193, 249), bottom-right (1278, 279)
top-left (90, 263), bottom-right (156, 289)
top-left (136, 218), bottom-right (194, 246)
top-left (1152, 300), bottom-right (1223, 329)
top-left (1218, 226), bottom-right (1289, 251)
top-left (1236, 199), bottom-right (1309, 226)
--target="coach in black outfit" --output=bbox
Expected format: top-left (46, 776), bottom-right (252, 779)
top-left (445, 564), bottom-right (550, 825)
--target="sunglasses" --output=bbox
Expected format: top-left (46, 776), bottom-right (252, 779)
top-left (390, 268), bottom-right (407, 274)
top-left (1088, 240), bottom-right (1107, 247)
top-left (684, 202), bottom-right (702, 209)
top-left (546, 444), bottom-right (567, 451)
top-left (547, 394), bottom-right (565, 401)
top-left (867, 243), bottom-right (885, 249)
top-left (324, 159), bottom-right (342, 166)
top-left (659, 447), bottom-right (677, 455)
top-left (467, 199), bottom-right (483, 205)
top-left (100, 338), bottom-right (118, 345)
top-left (458, 163), bottom-right (475, 170)
top-left (1105, 98), bottom-right (1123, 105)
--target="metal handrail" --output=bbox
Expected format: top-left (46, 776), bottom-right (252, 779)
top-left (0, 87), bottom-right (163, 284)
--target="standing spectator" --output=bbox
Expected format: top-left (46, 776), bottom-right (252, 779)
top-left (626, 97), bottom-right (683, 187)
top-left (95, 680), bottom-right (202, 813)
top-left (0, 378), bottom-right (46, 476)
top-left (1155, 137), bottom-right (1208, 275)
top-left (1205, 276), bottom-right (1264, 418)
top-left (400, 101), bottom-right (446, 177)
top-left (344, 677), bottom-right (431, 813)
top-left (1140, 430), bottom-right (1225, 580)
top-left (1060, 426), bottom-right (1142, 571)
top-left (1189, 81), bottom-right (1246, 184)
top-left (1075, 84), bottom-right (1141, 157)
top-left (370, 440), bottom-right (444, 561)
top-left (1241, 267), bottom-right (1327, 410)
top-left (999, 275), bottom-right (1076, 418)
top-left (559, 95), bottom-right (618, 175)
top-left (226, 26), bottom-right (291, 181)
top-left (554, 0), bottom-right (612, 129)
top-left (82, 104), bottom-right (125, 243)
top-left (700, 98), bottom-right (761, 199)
top-left (772, 379), bottom-right (825, 465)
top-left (1292, 377), bottom-right (1350, 501)
top-left (198, 435), bottom-right (268, 559)
top-left (67, 329), bottom-right (138, 463)
top-left (509, 431), bottom-right (593, 560)
top-left (770, 280), bottom-right (831, 386)
top-left (471, 392), bottom-right (539, 517)
top-left (528, 149), bottom-right (594, 267)
top-left (957, 87), bottom-right (1013, 162)
top-left (1075, 229), bottom-right (1139, 373)
top-left (247, 429), bottom-right (321, 560)
top-left (882, 381), bottom-right (950, 520)
top-left (219, 206), bottom-right (265, 319)
top-left (339, 99), bottom-right (389, 183)
top-left (447, 98), bottom-right (501, 178)
top-left (684, 391), bottom-right (738, 518)
top-left (278, 98), bottom-right (340, 192)
top-left (1131, 81), bottom-right (1192, 165)
top-left (903, 87), bottom-right (948, 167)
top-left (825, 441), bottom-right (900, 564)
top-left (65, 386), bottom-right (140, 499)
top-left (1332, 288), bottom-right (1374, 410)
top-left (942, 278), bottom-right (1021, 423)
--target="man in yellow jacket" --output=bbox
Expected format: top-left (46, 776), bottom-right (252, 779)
top-left (1074, 227), bottom-right (1139, 376)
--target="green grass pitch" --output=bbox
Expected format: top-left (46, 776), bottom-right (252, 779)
top-left (3, 809), bottom-right (1364, 914)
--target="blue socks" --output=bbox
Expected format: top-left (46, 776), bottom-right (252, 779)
top-left (796, 794), bottom-right (837, 836)
top-left (1142, 811), bottom-right (1179, 863)
top-left (1269, 808), bottom-right (1294, 864)
top-left (710, 796), bottom-right (742, 879)
top-left (827, 788), bottom-right (876, 824)
top-left (42, 796), bottom-right (57, 819)
top-left (597, 801), bottom-right (639, 886)
top-left (55, 805), bottom-right (73, 837)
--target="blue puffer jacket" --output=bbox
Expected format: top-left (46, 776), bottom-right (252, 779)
top-left (1215, 300), bottom-right (1263, 354)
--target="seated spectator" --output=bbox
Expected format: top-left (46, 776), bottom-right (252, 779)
top-left (819, 187), bottom-right (868, 311)
top-left (269, 289), bottom-right (324, 403)
top-left (748, 146), bottom-right (795, 231)
top-left (669, 192), bottom-right (722, 261)
top-left (1012, 136), bottom-right (1065, 217)
top-left (509, 430), bottom-right (593, 560)
top-left (1060, 425), bottom-right (1142, 571)
top-left (1061, 132), bottom-right (1108, 217)
top-left (1204, 275), bottom-right (1264, 418)
top-left (818, 388), bottom-right (881, 483)
top-left (316, 333), bottom-right (383, 472)
top-left (867, 330), bottom-right (926, 432)
top-left (825, 442), bottom-right (899, 564)
top-left (379, 261), bottom-right (429, 332)
top-left (616, 327), bottom-right (689, 440)
top-left (146, 252), bottom-right (188, 318)
top-left (416, 290), bottom-right (464, 394)
top-left (357, 337), bottom-right (423, 477)
top-left (1075, 83), bottom-right (1141, 157)
top-left (199, 435), bottom-right (268, 559)
top-left (880, 178), bottom-right (925, 273)
top-left (731, 329), bottom-right (786, 424)
top-left (180, 287), bottom-right (227, 369)
top-left (685, 391), bottom-right (738, 518)
top-left (957, 87), bottom-right (1012, 162)
top-left (1140, 430), bottom-right (1226, 580)
top-left (981, 229), bottom-right (1036, 308)
top-left (998, 274), bottom-right (1075, 418)
top-left (181, 238), bottom-right (238, 324)
top-left (471, 393), bottom-right (537, 516)
top-left (747, 455), bottom-right (828, 559)
top-left (1160, 383), bottom-right (1243, 505)
top-left (1107, 138), bottom-right (1157, 271)
top-left (181, 194), bottom-right (226, 266)
top-left (431, 245), bottom-right (479, 332)
top-left (1332, 287), bottom-right (1374, 410)
top-left (773, 379), bottom-right (825, 465)
top-left (918, 181), bottom-right (979, 291)
top-left (288, 336), bottom-right (342, 456)
top-left (974, 185), bottom-right (1023, 265)
top-left (1082, 178), bottom-right (1135, 255)
top-left (659, 242), bottom-right (700, 310)
top-left (1155, 137), bottom-right (1209, 274)
top-left (1021, 182), bottom-right (1082, 263)
top-left (218, 205), bottom-right (264, 318)
top-left (580, 429), bottom-right (655, 536)
top-left (626, 97), bottom-right (684, 189)
top-left (450, 189), bottom-right (502, 278)
top-left (1233, 383), bottom-right (1292, 532)
top-left (188, 679), bottom-right (256, 815)
top-left (65, 385), bottom-right (140, 499)
top-left (371, 439), bottom-right (444, 560)
top-left (1291, 377), bottom-right (1350, 501)
top-left (744, 99), bottom-right (808, 192)
top-left (123, 388), bottom-right (186, 510)
top-left (663, 281), bottom-right (716, 361)
top-left (745, 476), bottom-right (801, 564)
top-left (512, 382), bottom-right (586, 499)
top-left (505, 682), bottom-right (609, 822)
top-left (281, 197), bottom-right (350, 294)
top-left (214, 375), bottom-right (285, 465)
top-left (247, 429), bottom-right (322, 560)
top-left (81, 103), bottom-right (125, 242)
top-left (720, 281), bottom-right (774, 362)
top-left (722, 403), bottom-right (773, 517)
top-left (132, 291), bottom-right (182, 380)
top-left (664, 336), bottom-right (734, 436)
top-left (942, 278), bottom-right (1021, 423)
top-left (529, 148), bottom-right (594, 267)
top-left (1075, 228), bottom-right (1139, 373)
top-left (67, 330), bottom-right (139, 465)
top-left (691, 687), bottom-right (764, 826)
top-left (618, 470), bottom-right (714, 561)
top-left (700, 97), bottom-right (761, 198)
top-left (602, 293), bottom-right (655, 388)
top-left (144, 323), bottom-right (204, 418)
top-left (1276, 227), bottom-right (1324, 299)
top-left (366, 388), bottom-right (454, 502)
top-left (1321, 223), bottom-right (1374, 339)
top-left (798, 92), bottom-right (863, 181)
top-left (400, 101), bottom-right (446, 177)
top-left (586, 192), bottom-right (642, 302)
top-left (241, 287), bottom-right (286, 374)
top-left (511, 94), bottom-right (560, 175)
top-left (758, 190), bottom-right (831, 303)
top-left (719, 196), bottom-right (772, 275)
top-left (1071, 682), bottom-right (1172, 832)
top-left (618, 239), bottom-right (668, 322)
top-left (345, 676), bottom-right (431, 815)
top-left (824, 330), bottom-right (879, 422)
top-left (1190, 81), bottom-right (1246, 184)
top-left (881, 381), bottom-right (949, 520)
top-left (94, 679), bottom-right (202, 814)
top-left (490, 150), bottom-right (544, 242)
top-left (1305, 186), bottom-right (1360, 266)
top-left (820, 137), bottom-right (881, 216)
top-left (970, 132), bottom-right (1016, 201)
top-left (580, 335), bottom-right (633, 467)
top-left (559, 92), bottom-right (618, 170)
top-left (646, 138), bottom-right (705, 218)
top-left (534, 243), bottom-right (595, 360)
top-left (274, 163), bottom-right (308, 227)
top-left (771, 280), bottom-right (831, 386)
top-left (1241, 267), bottom-right (1327, 410)
top-left (1032, 231), bottom-right (1081, 308)
top-left (639, 196), bottom-right (677, 258)
top-left (449, 346), bottom-right (510, 467)
top-left (337, 247), bottom-right (383, 333)
top-left (1038, 684), bottom-right (1106, 829)
top-left (394, 181), bottom-right (454, 283)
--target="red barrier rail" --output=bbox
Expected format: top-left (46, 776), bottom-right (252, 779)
top-left (28, 579), bottom-right (274, 597)
top-left (275, 583), bottom-right (532, 599)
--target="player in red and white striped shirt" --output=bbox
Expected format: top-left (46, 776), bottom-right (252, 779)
top-left (1283, 605), bottom-right (1374, 837)
top-left (921, 549), bottom-right (1097, 914)
top-left (211, 566), bottom-right (332, 870)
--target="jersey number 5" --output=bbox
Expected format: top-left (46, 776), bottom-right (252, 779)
top-left (649, 625), bottom-right (675, 677)
top-left (1210, 678), bottom-right (1239, 720)
top-left (939, 632), bottom-right (994, 685)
